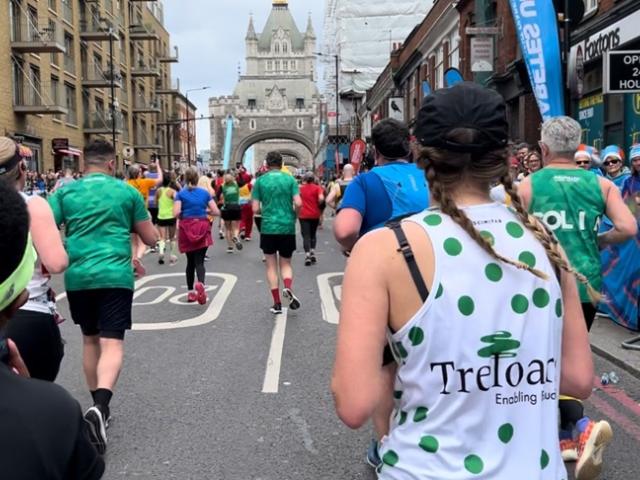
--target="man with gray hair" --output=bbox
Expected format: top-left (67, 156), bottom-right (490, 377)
top-left (519, 116), bottom-right (636, 478)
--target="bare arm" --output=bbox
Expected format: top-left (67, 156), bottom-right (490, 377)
top-left (332, 231), bottom-right (389, 429)
top-left (517, 177), bottom-right (532, 210)
top-left (153, 161), bottom-right (164, 187)
top-left (559, 264), bottom-right (594, 399)
top-left (28, 196), bottom-right (68, 274)
top-left (208, 199), bottom-right (220, 217)
top-left (293, 194), bottom-right (302, 214)
top-left (325, 184), bottom-right (339, 209)
top-left (598, 177), bottom-right (637, 246)
top-left (333, 208), bottom-right (363, 252)
top-left (252, 199), bottom-right (261, 215)
top-left (173, 200), bottom-right (182, 219)
top-left (133, 219), bottom-right (159, 247)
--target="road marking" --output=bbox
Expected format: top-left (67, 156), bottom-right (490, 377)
top-left (56, 273), bottom-right (237, 331)
top-left (262, 309), bottom-right (288, 393)
top-left (317, 272), bottom-right (343, 325)
top-left (169, 285), bottom-right (219, 305)
top-left (133, 286), bottom-right (176, 306)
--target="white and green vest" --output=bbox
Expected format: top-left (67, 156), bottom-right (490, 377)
top-left (378, 203), bottom-right (567, 480)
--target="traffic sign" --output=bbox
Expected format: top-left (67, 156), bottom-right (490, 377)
top-left (605, 51), bottom-right (640, 93)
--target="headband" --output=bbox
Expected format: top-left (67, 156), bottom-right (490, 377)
top-left (0, 235), bottom-right (35, 312)
top-left (0, 146), bottom-right (23, 176)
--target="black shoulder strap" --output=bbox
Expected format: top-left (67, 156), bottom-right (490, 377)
top-left (387, 221), bottom-right (430, 302)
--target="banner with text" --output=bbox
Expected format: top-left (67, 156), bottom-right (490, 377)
top-left (509, 0), bottom-right (565, 121)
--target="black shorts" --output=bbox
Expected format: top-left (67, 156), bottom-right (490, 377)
top-left (260, 234), bottom-right (296, 258)
top-left (221, 205), bottom-right (242, 222)
top-left (67, 288), bottom-right (134, 339)
top-left (157, 218), bottom-right (176, 227)
top-left (148, 207), bottom-right (159, 225)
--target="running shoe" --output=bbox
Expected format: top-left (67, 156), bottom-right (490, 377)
top-left (305, 256), bottom-right (312, 267)
top-left (187, 291), bottom-right (198, 303)
top-left (240, 232), bottom-right (246, 240)
top-left (219, 232), bottom-right (224, 240)
top-left (575, 418), bottom-right (613, 480)
top-left (560, 438), bottom-right (578, 462)
top-left (194, 282), bottom-right (207, 305)
top-left (366, 439), bottom-right (382, 469)
top-left (169, 255), bottom-right (178, 266)
top-left (310, 254), bottom-right (317, 264)
top-left (270, 303), bottom-right (283, 315)
top-left (158, 255), bottom-right (165, 265)
top-left (245, 236), bottom-right (252, 242)
top-left (283, 288), bottom-right (301, 310)
top-left (84, 406), bottom-right (107, 455)
top-left (233, 237), bottom-right (243, 251)
top-left (133, 258), bottom-right (146, 277)
top-left (226, 247), bottom-right (234, 254)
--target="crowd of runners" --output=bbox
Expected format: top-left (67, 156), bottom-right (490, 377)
top-left (0, 81), bottom-right (638, 479)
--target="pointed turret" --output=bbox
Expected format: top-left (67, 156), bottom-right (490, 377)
top-left (305, 14), bottom-right (316, 40)
top-left (246, 15), bottom-right (258, 41)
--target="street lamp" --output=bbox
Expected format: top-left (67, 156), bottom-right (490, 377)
top-left (186, 86), bottom-right (211, 166)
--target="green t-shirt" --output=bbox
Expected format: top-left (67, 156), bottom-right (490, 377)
top-left (49, 173), bottom-right (149, 292)
top-left (221, 182), bottom-right (240, 206)
top-left (529, 168), bottom-right (606, 302)
top-left (252, 170), bottom-right (300, 235)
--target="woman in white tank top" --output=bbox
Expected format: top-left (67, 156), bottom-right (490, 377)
top-left (333, 84), bottom-right (595, 479)
top-left (0, 137), bottom-right (68, 381)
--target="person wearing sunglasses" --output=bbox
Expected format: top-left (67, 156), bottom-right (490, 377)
top-left (574, 145), bottom-right (595, 171)
top-left (601, 145), bottom-right (630, 188)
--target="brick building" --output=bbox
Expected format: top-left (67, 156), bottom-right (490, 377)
top-left (1, 0), bottom-right (186, 173)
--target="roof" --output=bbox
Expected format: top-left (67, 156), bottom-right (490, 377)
top-left (257, 4), bottom-right (305, 51)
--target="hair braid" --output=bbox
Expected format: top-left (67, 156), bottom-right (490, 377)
top-left (426, 166), bottom-right (549, 280)
top-left (501, 174), bottom-right (602, 303)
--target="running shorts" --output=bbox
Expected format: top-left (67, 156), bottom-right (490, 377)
top-left (260, 234), bottom-right (296, 258)
top-left (221, 204), bottom-right (242, 222)
top-left (148, 207), bottom-right (159, 225)
top-left (67, 288), bottom-right (134, 339)
top-left (157, 218), bottom-right (176, 227)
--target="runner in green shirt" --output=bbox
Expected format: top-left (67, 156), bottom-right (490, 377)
top-left (220, 173), bottom-right (243, 252)
top-left (519, 116), bottom-right (635, 477)
top-left (48, 140), bottom-right (158, 455)
top-left (252, 152), bottom-right (302, 314)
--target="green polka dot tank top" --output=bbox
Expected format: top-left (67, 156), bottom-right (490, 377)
top-left (378, 203), bottom-right (566, 480)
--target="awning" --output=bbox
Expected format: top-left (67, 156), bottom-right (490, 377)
top-left (54, 148), bottom-right (83, 157)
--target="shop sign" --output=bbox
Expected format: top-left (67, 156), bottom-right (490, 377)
top-left (570, 8), bottom-right (640, 65)
top-left (470, 36), bottom-right (494, 72)
top-left (577, 93), bottom-right (604, 149)
top-left (605, 51), bottom-right (640, 93)
top-left (349, 139), bottom-right (366, 173)
top-left (51, 138), bottom-right (69, 150)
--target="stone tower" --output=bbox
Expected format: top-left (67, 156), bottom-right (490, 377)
top-left (209, 0), bottom-right (321, 170)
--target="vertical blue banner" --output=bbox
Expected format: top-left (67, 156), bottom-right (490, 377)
top-left (222, 115), bottom-right (234, 170)
top-left (509, 0), bottom-right (565, 120)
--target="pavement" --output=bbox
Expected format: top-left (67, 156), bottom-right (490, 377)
top-left (590, 315), bottom-right (640, 379)
top-left (46, 221), bottom-right (640, 479)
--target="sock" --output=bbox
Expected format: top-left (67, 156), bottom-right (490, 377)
top-left (94, 388), bottom-right (113, 419)
top-left (283, 278), bottom-right (292, 290)
top-left (168, 240), bottom-right (175, 256)
top-left (559, 428), bottom-right (574, 441)
top-left (271, 288), bottom-right (281, 304)
top-left (576, 416), bottom-right (591, 434)
top-left (159, 240), bottom-right (166, 255)
top-left (90, 390), bottom-right (97, 403)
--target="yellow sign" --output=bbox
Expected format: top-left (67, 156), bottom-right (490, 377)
top-left (579, 94), bottom-right (604, 110)
top-left (634, 94), bottom-right (640, 115)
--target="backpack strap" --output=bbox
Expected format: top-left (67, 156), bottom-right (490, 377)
top-left (387, 221), bottom-right (430, 302)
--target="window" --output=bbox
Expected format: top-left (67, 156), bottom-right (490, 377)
top-left (51, 75), bottom-right (60, 118)
top-left (29, 65), bottom-right (41, 106)
top-left (584, 0), bottom-right (598, 16)
top-left (296, 98), bottom-right (304, 109)
top-left (249, 119), bottom-right (256, 130)
top-left (274, 42), bottom-right (280, 54)
top-left (248, 99), bottom-right (256, 110)
top-left (283, 60), bottom-right (288, 71)
top-left (122, 111), bottom-right (129, 142)
top-left (49, 0), bottom-right (57, 12)
top-left (64, 33), bottom-right (74, 73)
top-left (267, 60), bottom-right (273, 71)
top-left (49, 20), bottom-right (59, 67)
top-left (297, 119), bottom-right (304, 130)
top-left (291, 60), bottom-right (296, 71)
top-left (605, 94), bottom-right (623, 147)
top-left (12, 58), bottom-right (23, 105)
top-left (96, 98), bottom-right (105, 119)
top-left (283, 42), bottom-right (288, 54)
top-left (275, 60), bottom-right (280, 71)
top-left (65, 83), bottom-right (77, 124)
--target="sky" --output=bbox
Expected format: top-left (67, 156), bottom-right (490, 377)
top-left (163, 0), bottom-right (326, 152)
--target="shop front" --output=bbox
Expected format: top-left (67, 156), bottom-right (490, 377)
top-left (52, 138), bottom-right (83, 172)
top-left (570, 5), bottom-right (640, 154)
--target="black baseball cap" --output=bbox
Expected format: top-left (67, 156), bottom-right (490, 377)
top-left (414, 82), bottom-right (509, 153)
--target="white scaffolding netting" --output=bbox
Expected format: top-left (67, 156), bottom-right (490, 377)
top-left (323, 0), bottom-right (432, 95)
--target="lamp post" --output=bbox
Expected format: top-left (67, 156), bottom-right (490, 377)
top-left (186, 86), bottom-right (211, 166)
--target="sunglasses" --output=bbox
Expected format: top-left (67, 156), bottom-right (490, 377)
top-left (603, 159), bottom-right (621, 166)
top-left (575, 160), bottom-right (590, 166)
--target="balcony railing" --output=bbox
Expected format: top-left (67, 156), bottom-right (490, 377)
top-left (131, 59), bottom-right (160, 78)
top-left (11, 18), bottom-right (66, 54)
top-left (133, 130), bottom-right (162, 149)
top-left (79, 18), bottom-right (118, 41)
top-left (13, 81), bottom-right (68, 115)
top-left (156, 79), bottom-right (180, 95)
top-left (129, 24), bottom-right (159, 41)
top-left (133, 96), bottom-right (161, 114)
top-left (157, 114), bottom-right (182, 126)
top-left (82, 63), bottom-right (122, 89)
top-left (159, 46), bottom-right (179, 63)
top-left (84, 111), bottom-right (123, 134)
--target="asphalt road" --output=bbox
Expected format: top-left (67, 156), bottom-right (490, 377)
top-left (50, 221), bottom-right (640, 480)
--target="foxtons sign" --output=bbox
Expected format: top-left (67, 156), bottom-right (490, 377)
top-left (605, 51), bottom-right (640, 93)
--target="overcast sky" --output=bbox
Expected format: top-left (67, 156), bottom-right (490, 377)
top-left (164, 0), bottom-right (325, 152)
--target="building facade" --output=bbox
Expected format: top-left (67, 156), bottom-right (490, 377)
top-left (209, 0), bottom-right (321, 171)
top-left (1, 0), bottom-right (184, 173)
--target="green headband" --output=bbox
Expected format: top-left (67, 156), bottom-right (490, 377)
top-left (0, 235), bottom-right (35, 312)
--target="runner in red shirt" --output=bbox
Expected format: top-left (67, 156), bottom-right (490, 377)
top-left (298, 173), bottom-right (325, 266)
